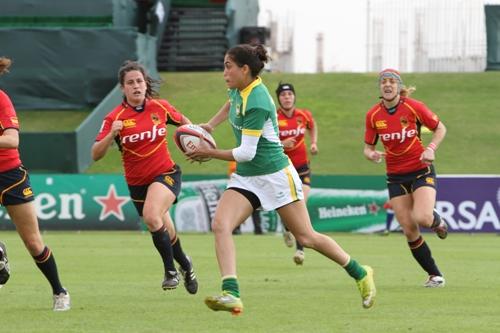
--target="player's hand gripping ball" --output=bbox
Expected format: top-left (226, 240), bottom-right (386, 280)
top-left (174, 124), bottom-right (217, 162)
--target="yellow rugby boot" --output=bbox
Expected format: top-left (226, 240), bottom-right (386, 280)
top-left (356, 265), bottom-right (376, 309)
top-left (205, 291), bottom-right (243, 316)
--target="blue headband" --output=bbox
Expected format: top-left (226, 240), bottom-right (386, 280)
top-left (379, 70), bottom-right (402, 93)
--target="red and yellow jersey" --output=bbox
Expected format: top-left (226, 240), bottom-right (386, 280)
top-left (96, 98), bottom-right (183, 185)
top-left (277, 108), bottom-right (315, 168)
top-left (0, 90), bottom-right (21, 172)
top-left (364, 97), bottom-right (440, 174)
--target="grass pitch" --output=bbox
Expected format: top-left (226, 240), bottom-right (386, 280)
top-left (16, 110), bottom-right (90, 132)
top-left (1, 231), bottom-right (499, 333)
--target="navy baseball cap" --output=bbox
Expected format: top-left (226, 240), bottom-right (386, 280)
top-left (275, 82), bottom-right (295, 98)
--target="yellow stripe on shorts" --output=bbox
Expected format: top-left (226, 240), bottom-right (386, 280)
top-left (284, 167), bottom-right (298, 201)
top-left (242, 128), bottom-right (262, 137)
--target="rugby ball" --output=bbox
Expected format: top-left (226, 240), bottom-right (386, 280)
top-left (174, 124), bottom-right (217, 162)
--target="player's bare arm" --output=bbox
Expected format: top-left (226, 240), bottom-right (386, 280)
top-left (200, 101), bottom-right (230, 133)
top-left (91, 120), bottom-right (123, 161)
top-left (0, 128), bottom-right (19, 149)
top-left (364, 143), bottom-right (385, 163)
top-left (180, 114), bottom-right (192, 125)
top-left (421, 121), bottom-right (447, 164)
top-left (282, 137), bottom-right (297, 148)
top-left (309, 125), bottom-right (318, 154)
top-left (186, 139), bottom-right (234, 162)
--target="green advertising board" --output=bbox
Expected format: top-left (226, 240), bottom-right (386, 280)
top-left (307, 188), bottom-right (388, 232)
top-left (0, 175), bottom-right (389, 233)
top-left (0, 174), bottom-right (140, 231)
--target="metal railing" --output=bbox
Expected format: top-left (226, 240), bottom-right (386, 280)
top-left (366, 0), bottom-right (491, 72)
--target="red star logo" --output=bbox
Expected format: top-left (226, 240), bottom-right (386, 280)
top-left (93, 184), bottom-right (130, 221)
top-left (368, 202), bottom-right (380, 215)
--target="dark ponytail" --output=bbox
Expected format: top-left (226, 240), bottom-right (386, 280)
top-left (226, 44), bottom-right (269, 77)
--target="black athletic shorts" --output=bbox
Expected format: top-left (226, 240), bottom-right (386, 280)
top-left (227, 187), bottom-right (261, 211)
top-left (127, 165), bottom-right (182, 216)
top-left (387, 165), bottom-right (437, 199)
top-left (295, 163), bottom-right (312, 186)
top-left (0, 165), bottom-right (35, 206)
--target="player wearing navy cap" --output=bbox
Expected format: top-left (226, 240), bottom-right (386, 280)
top-left (276, 82), bottom-right (318, 265)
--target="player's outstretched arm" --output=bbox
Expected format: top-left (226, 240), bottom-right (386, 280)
top-left (201, 101), bottom-right (230, 133)
top-left (186, 140), bottom-right (234, 162)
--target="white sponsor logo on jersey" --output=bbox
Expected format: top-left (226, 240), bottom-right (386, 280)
top-left (379, 127), bottom-right (417, 143)
top-left (121, 125), bottom-right (166, 143)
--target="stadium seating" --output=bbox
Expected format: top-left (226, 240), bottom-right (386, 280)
top-left (0, 0), bottom-right (165, 172)
top-left (158, 5), bottom-right (228, 71)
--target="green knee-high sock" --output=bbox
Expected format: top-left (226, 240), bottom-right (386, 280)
top-left (222, 276), bottom-right (240, 298)
top-left (343, 258), bottom-right (367, 281)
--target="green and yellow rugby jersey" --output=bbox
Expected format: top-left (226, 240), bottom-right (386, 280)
top-left (228, 77), bottom-right (289, 176)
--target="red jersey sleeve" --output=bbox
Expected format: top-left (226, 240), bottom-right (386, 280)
top-left (364, 106), bottom-right (379, 145)
top-left (302, 109), bottom-right (315, 129)
top-left (0, 90), bottom-right (19, 131)
top-left (95, 114), bottom-right (114, 142)
top-left (0, 90), bottom-right (22, 172)
top-left (408, 99), bottom-right (440, 130)
top-left (155, 99), bottom-right (183, 126)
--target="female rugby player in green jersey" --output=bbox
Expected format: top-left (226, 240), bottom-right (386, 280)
top-left (188, 44), bottom-right (376, 315)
